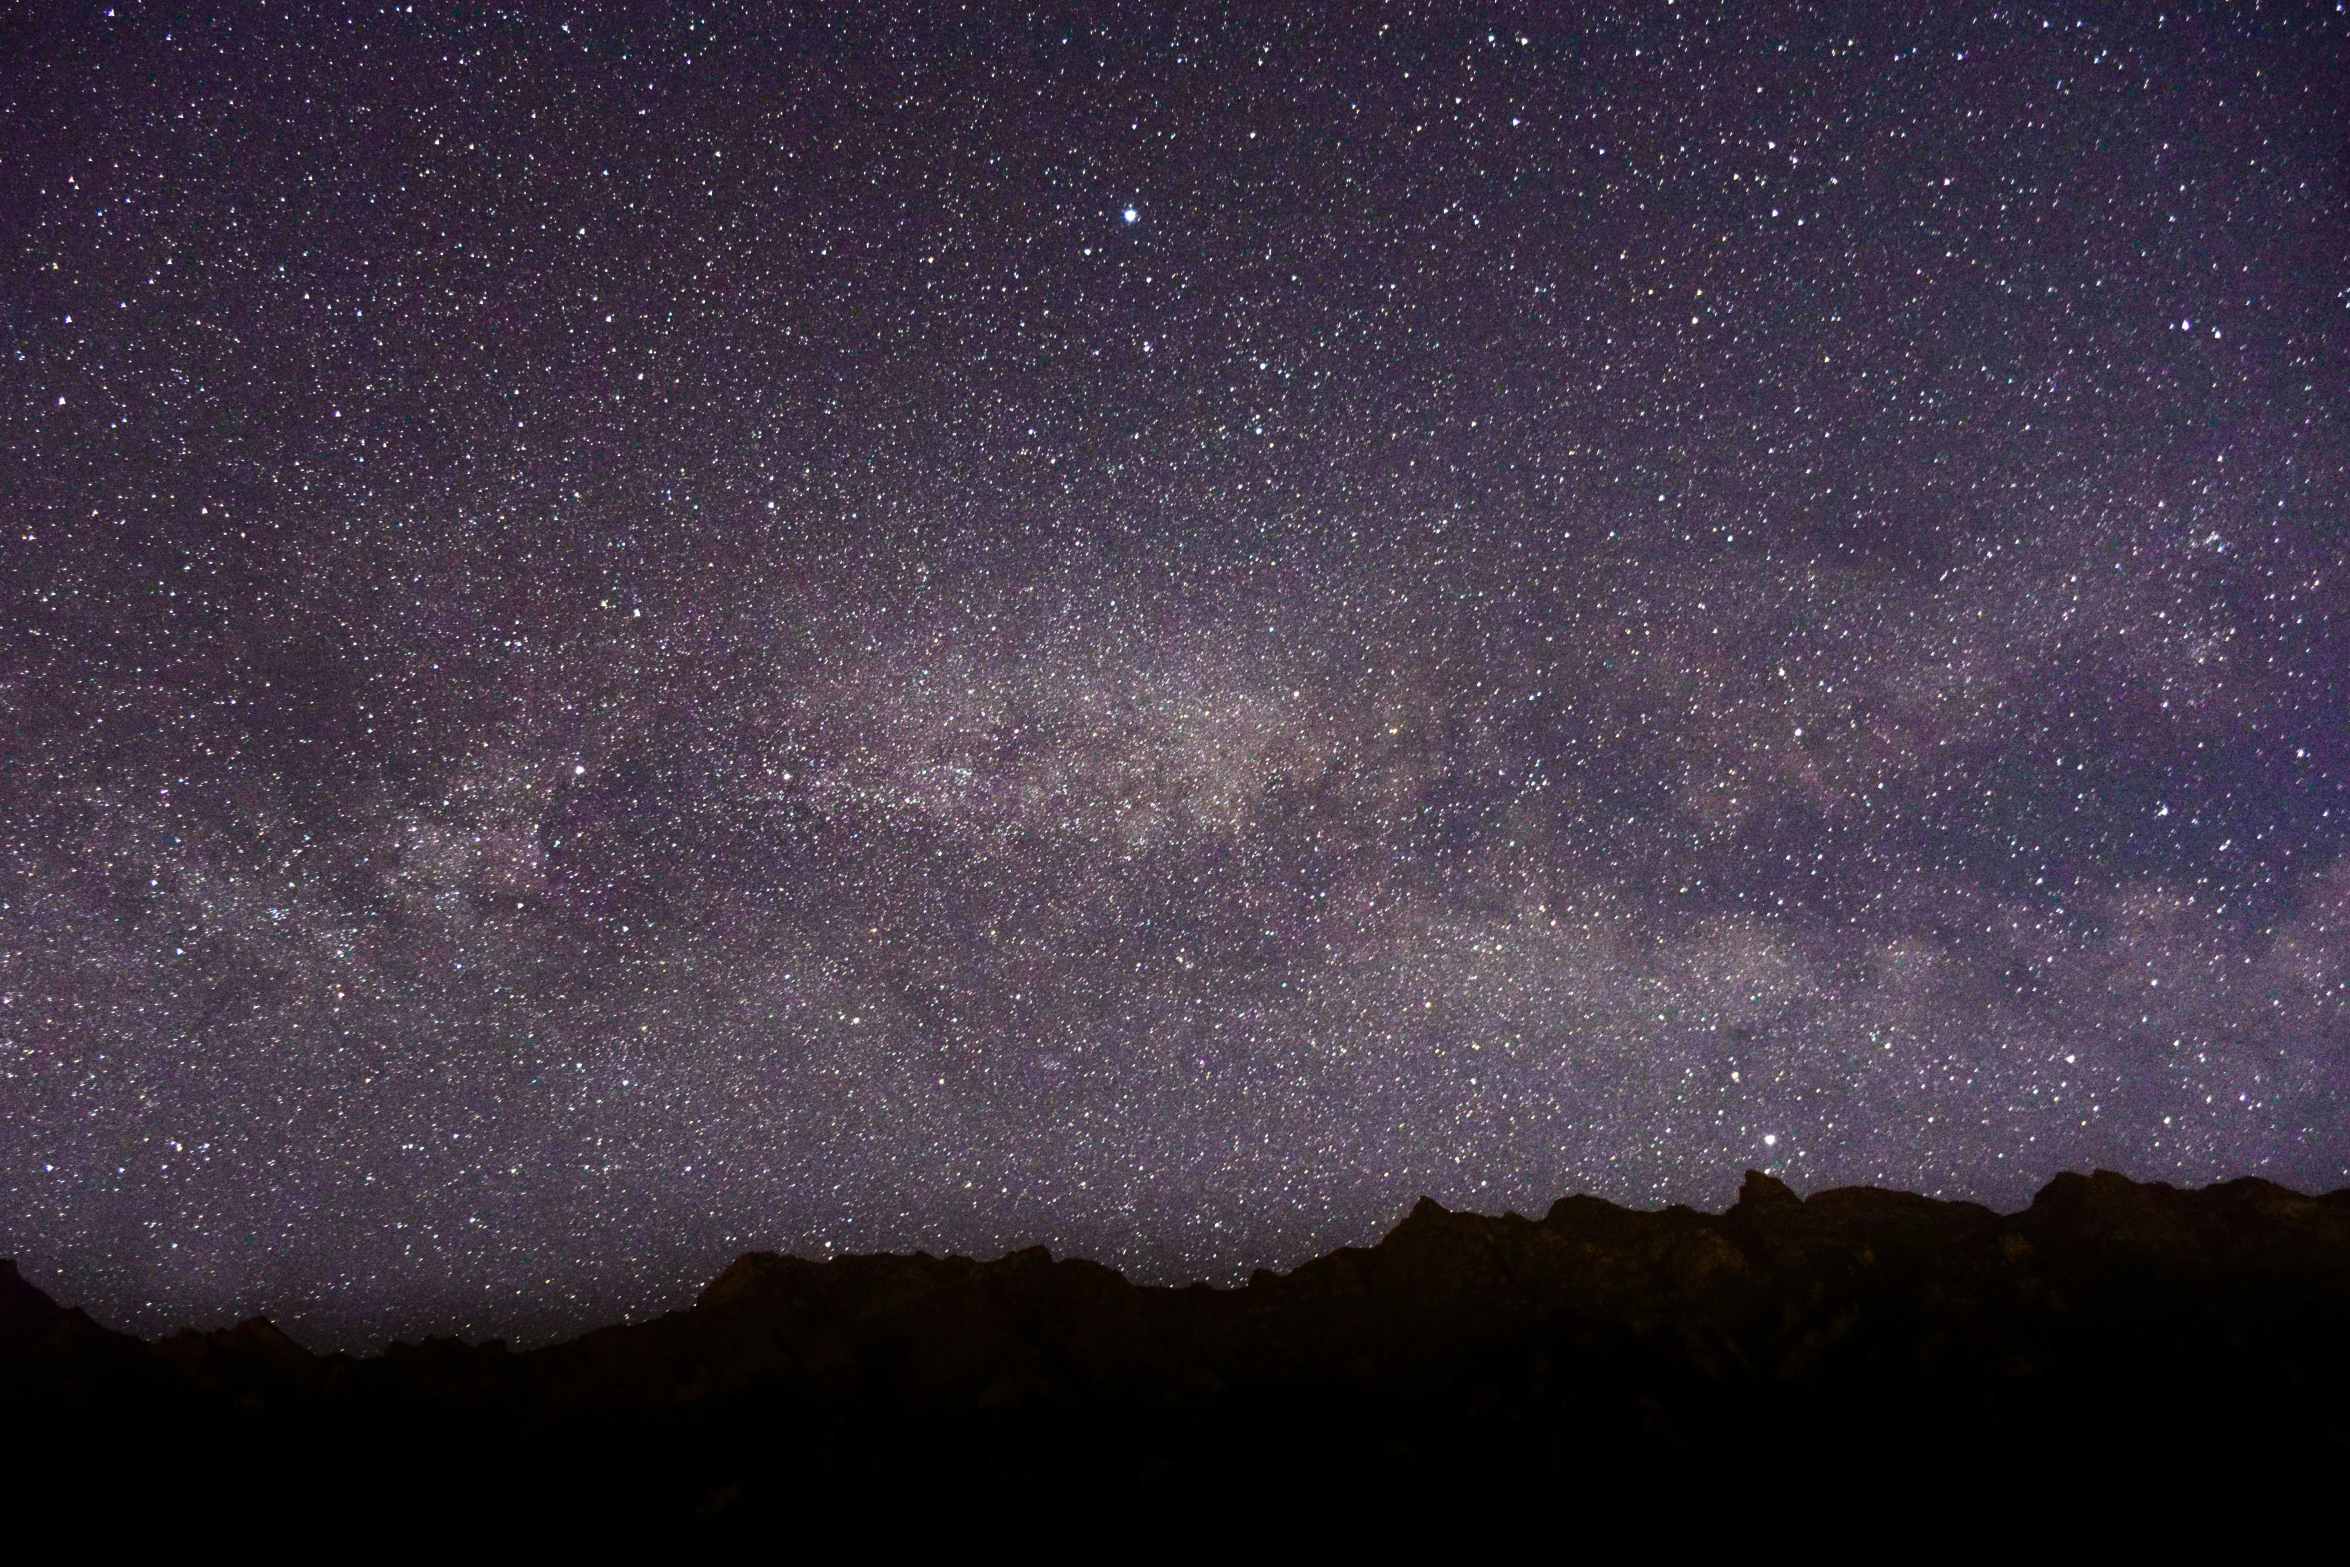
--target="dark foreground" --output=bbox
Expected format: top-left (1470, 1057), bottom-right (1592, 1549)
top-left (6, 1170), bottom-right (2348, 1534)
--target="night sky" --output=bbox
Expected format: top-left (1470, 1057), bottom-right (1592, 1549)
top-left (5, 3), bottom-right (2348, 1348)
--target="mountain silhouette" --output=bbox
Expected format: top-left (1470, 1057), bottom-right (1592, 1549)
top-left (6, 1170), bottom-right (2347, 1535)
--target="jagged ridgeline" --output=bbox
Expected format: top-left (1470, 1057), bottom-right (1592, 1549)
top-left (7, 1171), bottom-right (2348, 1532)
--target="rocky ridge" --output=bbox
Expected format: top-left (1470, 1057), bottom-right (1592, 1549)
top-left (6, 1169), bottom-right (2348, 1529)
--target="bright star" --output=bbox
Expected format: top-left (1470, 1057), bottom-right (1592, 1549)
top-left (1122, 207), bottom-right (1139, 224)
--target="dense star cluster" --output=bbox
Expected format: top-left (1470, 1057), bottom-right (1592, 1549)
top-left (4, 4), bottom-right (2347, 1347)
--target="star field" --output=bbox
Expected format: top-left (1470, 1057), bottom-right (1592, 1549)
top-left (4, 3), bottom-right (2348, 1347)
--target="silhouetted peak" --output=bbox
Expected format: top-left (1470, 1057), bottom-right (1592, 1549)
top-left (1376, 1196), bottom-right (1455, 1246)
top-left (220, 1317), bottom-right (309, 1358)
top-left (2023, 1167), bottom-right (2199, 1257)
top-left (696, 1250), bottom-right (798, 1312)
top-left (0, 1258), bottom-right (64, 1334)
top-left (1733, 1170), bottom-right (1803, 1215)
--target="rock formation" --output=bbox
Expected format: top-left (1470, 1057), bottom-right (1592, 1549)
top-left (6, 1170), bottom-right (2347, 1533)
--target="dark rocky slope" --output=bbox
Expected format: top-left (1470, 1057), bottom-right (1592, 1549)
top-left (6, 1169), bottom-right (2348, 1532)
